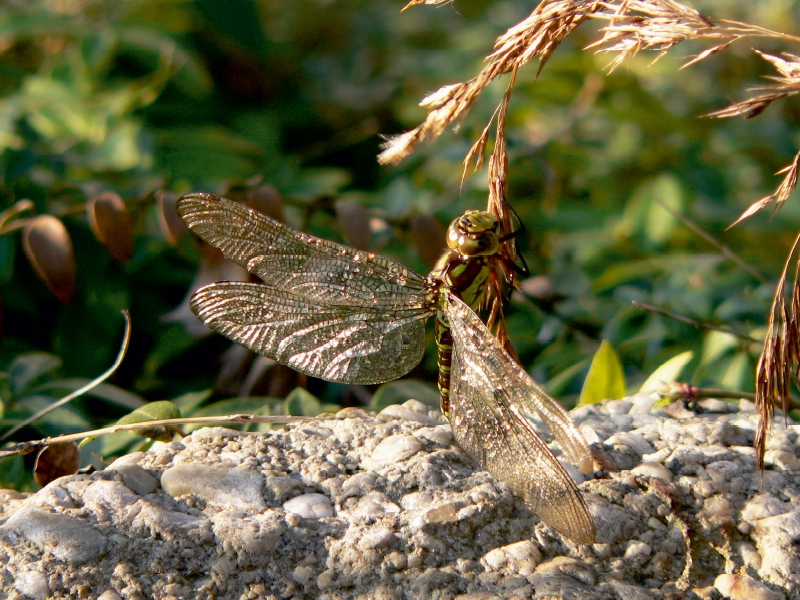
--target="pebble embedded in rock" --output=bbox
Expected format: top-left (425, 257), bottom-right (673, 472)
top-left (379, 403), bottom-right (442, 426)
top-left (534, 557), bottom-right (596, 586)
top-left (365, 433), bottom-right (422, 468)
top-left (160, 463), bottom-right (267, 512)
top-left (13, 569), bottom-right (50, 600)
top-left (605, 432), bottom-right (654, 456)
top-left (3, 507), bottom-right (107, 565)
top-left (104, 462), bottom-right (158, 496)
top-left (283, 493), bottom-right (333, 519)
top-left (714, 573), bottom-right (784, 600)
top-left (764, 449), bottom-right (800, 471)
top-left (481, 540), bottom-right (541, 575)
top-left (630, 462), bottom-right (672, 481)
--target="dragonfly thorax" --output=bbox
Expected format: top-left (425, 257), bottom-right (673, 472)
top-left (446, 210), bottom-right (500, 257)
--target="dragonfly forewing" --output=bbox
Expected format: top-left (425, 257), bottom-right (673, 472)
top-left (445, 294), bottom-right (596, 544)
top-left (178, 193), bottom-right (437, 385)
top-left (177, 193), bottom-right (430, 306)
top-left (191, 281), bottom-right (431, 385)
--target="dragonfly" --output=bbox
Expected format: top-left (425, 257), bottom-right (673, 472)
top-left (177, 192), bottom-right (596, 544)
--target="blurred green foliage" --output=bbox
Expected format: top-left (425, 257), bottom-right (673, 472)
top-left (2, 0), bottom-right (800, 488)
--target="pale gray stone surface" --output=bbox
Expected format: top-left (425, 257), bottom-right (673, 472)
top-left (0, 396), bottom-right (798, 599)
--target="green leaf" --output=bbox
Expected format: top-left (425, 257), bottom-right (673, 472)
top-left (639, 351), bottom-right (694, 393)
top-left (193, 396), bottom-right (277, 417)
top-left (172, 390), bottom-right (213, 415)
top-left (720, 352), bottom-right (754, 392)
top-left (700, 331), bottom-right (739, 367)
top-left (116, 400), bottom-right (181, 425)
top-left (32, 380), bottom-right (147, 410)
top-left (10, 394), bottom-right (91, 435)
top-left (8, 353), bottom-right (62, 397)
top-left (0, 455), bottom-right (27, 490)
top-left (188, 396), bottom-right (279, 432)
top-left (578, 341), bottom-right (626, 406)
top-left (284, 388), bottom-right (323, 417)
top-left (644, 175), bottom-right (683, 245)
top-left (616, 173), bottom-right (683, 247)
top-left (115, 400), bottom-right (182, 441)
top-left (370, 379), bottom-right (440, 412)
top-left (544, 358), bottom-right (591, 397)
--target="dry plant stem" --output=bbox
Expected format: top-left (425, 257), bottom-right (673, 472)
top-left (378, 0), bottom-right (602, 165)
top-left (0, 414), bottom-right (311, 459)
top-left (386, 0), bottom-right (800, 168)
top-left (755, 231), bottom-right (800, 468)
top-left (0, 311), bottom-right (133, 443)
top-left (480, 67), bottom-right (526, 361)
top-left (727, 150), bottom-right (800, 228)
top-left (589, 2), bottom-right (800, 72)
top-left (680, 387), bottom-right (755, 402)
top-left (654, 199), bottom-right (768, 285)
top-left (632, 301), bottom-right (760, 343)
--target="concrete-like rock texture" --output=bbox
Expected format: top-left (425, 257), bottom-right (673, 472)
top-left (1, 396), bottom-right (799, 599)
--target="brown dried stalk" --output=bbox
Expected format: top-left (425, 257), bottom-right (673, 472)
top-left (481, 67), bottom-right (525, 361)
top-left (755, 232), bottom-right (800, 469)
top-left (383, 0), bottom-right (800, 169)
top-left (589, 0), bottom-right (800, 72)
top-left (704, 51), bottom-right (800, 226)
top-left (378, 0), bottom-right (603, 166)
top-left (728, 151), bottom-right (800, 228)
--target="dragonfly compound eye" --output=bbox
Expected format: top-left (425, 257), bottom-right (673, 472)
top-left (446, 211), bottom-right (501, 256)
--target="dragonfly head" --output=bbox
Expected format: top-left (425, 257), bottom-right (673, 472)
top-left (446, 210), bottom-right (500, 257)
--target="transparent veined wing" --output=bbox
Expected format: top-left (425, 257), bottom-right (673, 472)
top-left (177, 193), bottom-right (435, 385)
top-left (190, 282), bottom-right (430, 385)
top-left (444, 294), bottom-right (595, 544)
top-left (177, 193), bottom-right (429, 306)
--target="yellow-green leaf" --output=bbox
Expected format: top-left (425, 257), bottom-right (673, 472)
top-left (639, 351), bottom-right (694, 393)
top-left (578, 341), bottom-right (626, 406)
top-left (115, 400), bottom-right (182, 441)
top-left (284, 388), bottom-right (323, 417)
top-left (370, 379), bottom-right (440, 412)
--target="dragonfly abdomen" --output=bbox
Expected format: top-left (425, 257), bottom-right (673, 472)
top-left (433, 253), bottom-right (493, 418)
top-left (435, 313), bottom-right (453, 417)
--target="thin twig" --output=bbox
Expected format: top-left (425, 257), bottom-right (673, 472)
top-left (1, 311), bottom-right (132, 442)
top-left (0, 414), bottom-right (313, 459)
top-left (660, 383), bottom-right (800, 410)
top-left (632, 301), bottom-right (760, 343)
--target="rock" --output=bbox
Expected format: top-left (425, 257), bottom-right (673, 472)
top-left (363, 433), bottom-right (422, 468)
top-left (379, 402), bottom-right (442, 426)
top-left (161, 463), bottom-right (267, 512)
top-left (715, 573), bottom-right (784, 600)
top-left (2, 507), bottom-right (107, 565)
top-left (105, 461), bottom-right (158, 496)
top-left (13, 569), bottom-right (50, 600)
top-left (1, 398), bottom-right (799, 598)
top-left (282, 492), bottom-right (333, 518)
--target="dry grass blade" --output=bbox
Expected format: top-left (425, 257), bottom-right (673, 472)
top-left (755, 232), bottom-right (800, 469)
top-left (589, 0), bottom-right (800, 72)
top-left (707, 51), bottom-right (800, 121)
top-left (589, 0), bottom-right (715, 72)
top-left (0, 311), bottom-right (132, 443)
top-left (0, 414), bottom-right (311, 460)
top-left (378, 0), bottom-right (602, 165)
top-left (387, 0), bottom-right (800, 168)
top-left (728, 150), bottom-right (800, 228)
top-left (402, 0), bottom-right (451, 9)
